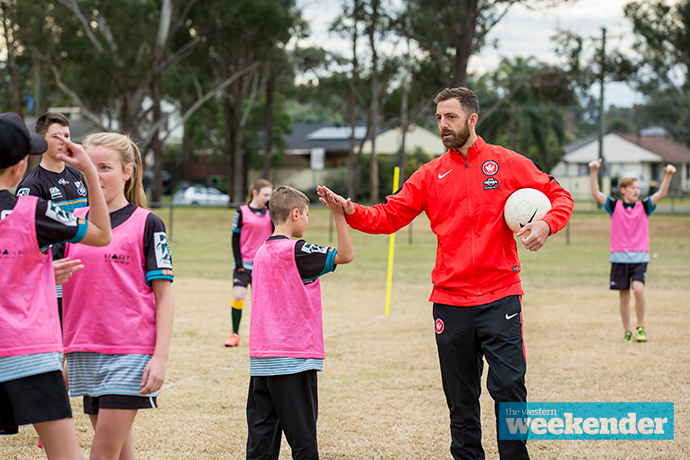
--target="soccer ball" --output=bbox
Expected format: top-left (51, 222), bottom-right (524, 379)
top-left (503, 188), bottom-right (551, 233)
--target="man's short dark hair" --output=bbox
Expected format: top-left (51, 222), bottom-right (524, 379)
top-left (434, 88), bottom-right (480, 117)
top-left (35, 112), bottom-right (70, 137)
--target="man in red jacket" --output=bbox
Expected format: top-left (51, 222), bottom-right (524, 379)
top-left (317, 87), bottom-right (573, 460)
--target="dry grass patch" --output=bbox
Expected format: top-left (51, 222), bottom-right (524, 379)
top-left (2, 209), bottom-right (689, 459)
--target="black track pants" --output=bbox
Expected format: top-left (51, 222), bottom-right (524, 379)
top-left (246, 370), bottom-right (319, 460)
top-left (434, 296), bottom-right (529, 460)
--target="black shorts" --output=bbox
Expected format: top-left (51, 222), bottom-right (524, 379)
top-left (0, 371), bottom-right (72, 435)
top-left (233, 268), bottom-right (253, 288)
top-left (610, 263), bottom-right (647, 290)
top-left (83, 394), bottom-right (158, 415)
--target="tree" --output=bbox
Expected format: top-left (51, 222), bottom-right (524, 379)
top-left (0, 0), bottom-right (23, 116)
top-left (396, 0), bottom-right (577, 89)
top-left (624, 0), bottom-right (690, 145)
top-left (478, 57), bottom-right (576, 172)
top-left (188, 0), bottom-right (305, 201)
top-left (14, 0), bottom-right (212, 203)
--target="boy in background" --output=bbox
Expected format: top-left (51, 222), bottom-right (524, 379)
top-left (589, 158), bottom-right (677, 342)
top-left (246, 186), bottom-right (353, 460)
top-left (16, 112), bottom-right (88, 211)
top-left (16, 112), bottom-right (88, 323)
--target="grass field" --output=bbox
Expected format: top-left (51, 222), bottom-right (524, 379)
top-left (2, 205), bottom-right (690, 459)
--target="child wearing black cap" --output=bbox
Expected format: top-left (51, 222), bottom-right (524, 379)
top-left (0, 112), bottom-right (111, 459)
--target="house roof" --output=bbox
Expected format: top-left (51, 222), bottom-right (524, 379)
top-left (359, 124), bottom-right (442, 155)
top-left (283, 122), bottom-right (442, 156)
top-left (562, 133), bottom-right (662, 164)
top-left (283, 123), bottom-right (381, 153)
top-left (618, 134), bottom-right (690, 163)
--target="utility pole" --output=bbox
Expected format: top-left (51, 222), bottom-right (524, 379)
top-left (598, 27), bottom-right (607, 188)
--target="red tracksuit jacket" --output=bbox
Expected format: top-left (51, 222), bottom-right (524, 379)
top-left (345, 136), bottom-right (574, 306)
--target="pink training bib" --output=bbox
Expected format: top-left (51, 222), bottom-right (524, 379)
top-left (63, 206), bottom-right (157, 355)
top-left (239, 204), bottom-right (273, 264)
top-left (0, 196), bottom-right (62, 357)
top-left (610, 200), bottom-right (649, 254)
top-left (249, 238), bottom-right (325, 359)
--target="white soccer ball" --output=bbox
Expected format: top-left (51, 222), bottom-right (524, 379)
top-left (503, 188), bottom-right (551, 233)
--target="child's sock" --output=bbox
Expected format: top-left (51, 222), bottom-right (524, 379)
top-left (231, 300), bottom-right (244, 334)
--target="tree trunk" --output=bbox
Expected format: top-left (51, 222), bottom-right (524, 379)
top-left (508, 110), bottom-right (518, 152)
top-left (223, 94), bottom-right (235, 197)
top-left (368, 0), bottom-right (380, 204)
top-left (3, 4), bottom-right (23, 117)
top-left (182, 123), bottom-right (192, 166)
top-left (347, 0), bottom-right (360, 199)
top-left (450, 0), bottom-right (478, 87)
top-left (232, 75), bottom-right (245, 203)
top-left (150, 71), bottom-right (164, 207)
top-left (261, 56), bottom-right (275, 180)
top-left (398, 76), bottom-right (408, 182)
top-left (120, 92), bottom-right (143, 142)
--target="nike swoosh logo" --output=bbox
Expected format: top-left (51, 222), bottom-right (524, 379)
top-left (505, 312), bottom-right (519, 320)
top-left (519, 209), bottom-right (539, 229)
top-left (438, 169), bottom-right (453, 179)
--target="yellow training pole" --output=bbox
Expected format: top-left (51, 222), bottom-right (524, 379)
top-left (385, 166), bottom-right (400, 316)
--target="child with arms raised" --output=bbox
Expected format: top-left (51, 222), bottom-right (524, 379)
top-left (589, 158), bottom-right (676, 342)
top-left (246, 186), bottom-right (353, 460)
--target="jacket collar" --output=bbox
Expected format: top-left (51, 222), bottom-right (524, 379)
top-left (447, 136), bottom-right (486, 161)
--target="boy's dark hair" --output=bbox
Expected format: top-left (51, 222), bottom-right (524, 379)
top-left (35, 112), bottom-right (70, 137)
top-left (434, 87), bottom-right (480, 117)
top-left (269, 186), bottom-right (309, 225)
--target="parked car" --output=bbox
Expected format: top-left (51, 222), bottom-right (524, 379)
top-left (172, 186), bottom-right (230, 206)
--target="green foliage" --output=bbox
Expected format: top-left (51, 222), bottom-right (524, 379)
top-left (624, 0), bottom-right (690, 143)
top-left (477, 57), bottom-right (575, 172)
top-left (356, 149), bottom-right (434, 202)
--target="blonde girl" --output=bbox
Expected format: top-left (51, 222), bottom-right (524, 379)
top-left (62, 133), bottom-right (174, 460)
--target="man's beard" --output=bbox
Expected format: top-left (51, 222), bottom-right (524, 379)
top-left (441, 121), bottom-right (470, 150)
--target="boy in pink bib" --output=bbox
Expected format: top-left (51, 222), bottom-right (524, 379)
top-left (246, 186), bottom-right (353, 459)
top-left (0, 113), bottom-right (111, 458)
top-left (589, 159), bottom-right (677, 342)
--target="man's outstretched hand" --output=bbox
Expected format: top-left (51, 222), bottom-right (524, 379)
top-left (317, 186), bottom-right (354, 214)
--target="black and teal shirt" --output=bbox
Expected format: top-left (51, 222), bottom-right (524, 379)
top-left (16, 164), bottom-right (88, 212)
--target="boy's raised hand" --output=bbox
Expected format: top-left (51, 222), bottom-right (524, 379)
top-left (318, 187), bottom-right (345, 216)
top-left (588, 158), bottom-right (602, 172)
top-left (54, 134), bottom-right (96, 174)
top-left (665, 164), bottom-right (677, 175)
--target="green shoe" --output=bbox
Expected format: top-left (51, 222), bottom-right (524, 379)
top-left (635, 327), bottom-right (647, 343)
top-left (623, 331), bottom-right (633, 342)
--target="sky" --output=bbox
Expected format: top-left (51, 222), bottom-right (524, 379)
top-left (296, 0), bottom-right (679, 108)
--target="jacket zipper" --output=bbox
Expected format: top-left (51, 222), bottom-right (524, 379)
top-left (463, 156), bottom-right (482, 296)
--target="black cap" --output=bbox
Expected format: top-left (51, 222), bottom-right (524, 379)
top-left (0, 112), bottom-right (48, 169)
